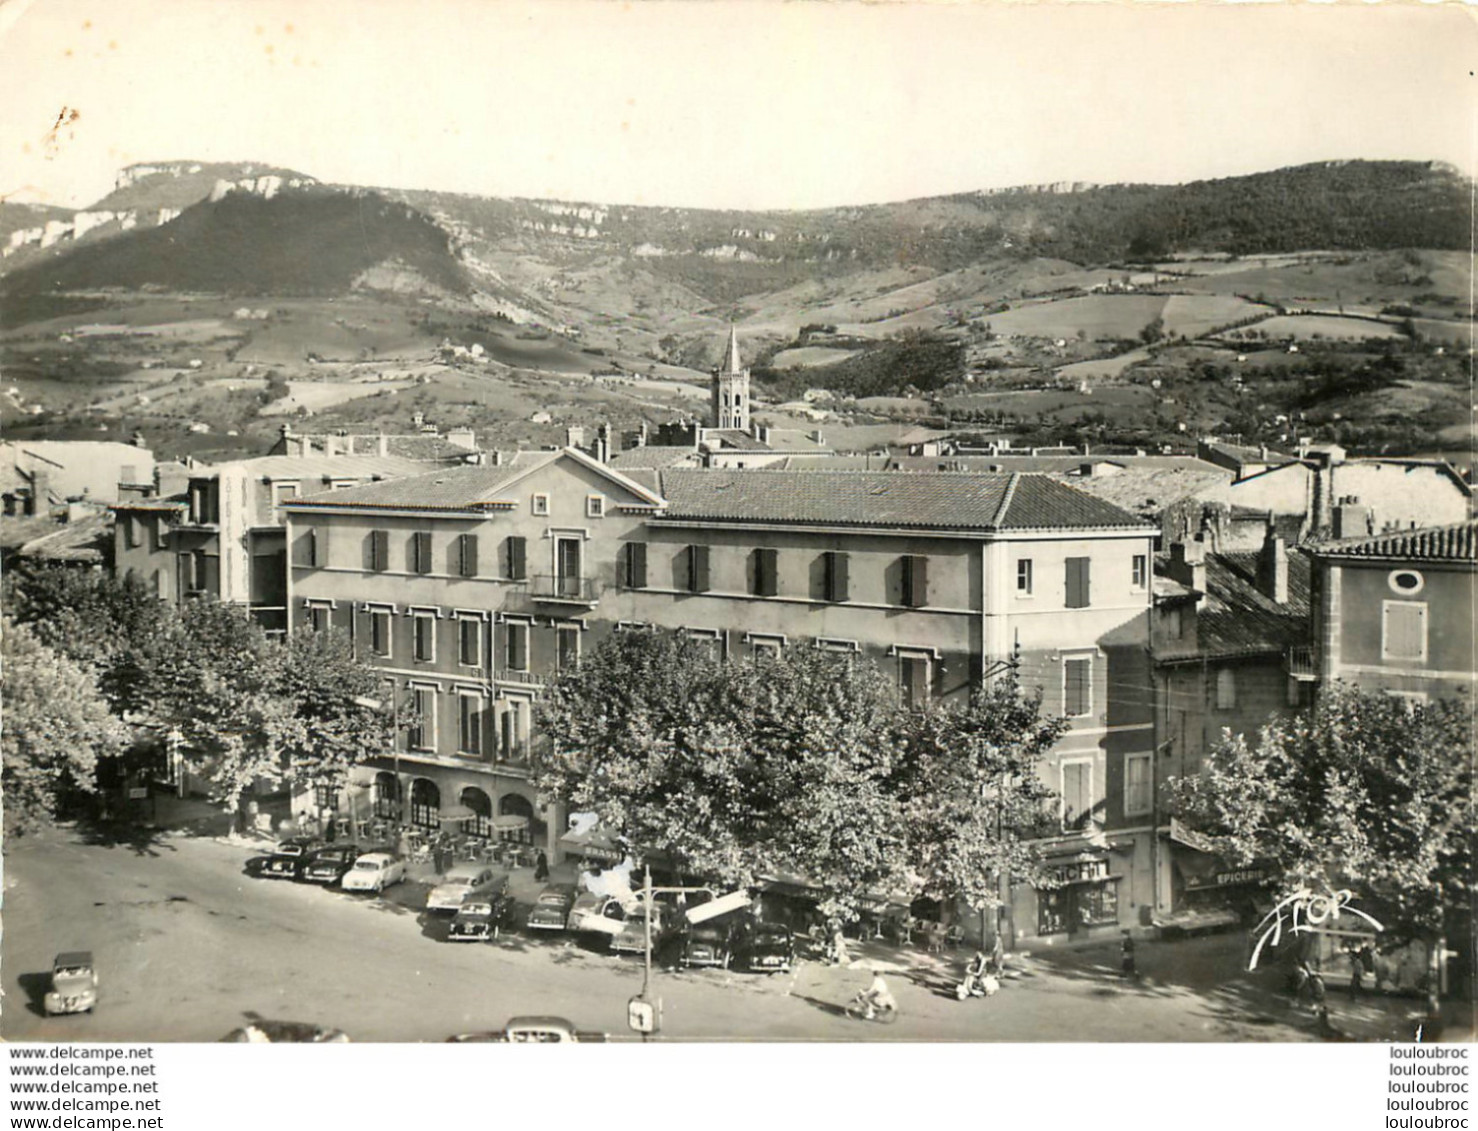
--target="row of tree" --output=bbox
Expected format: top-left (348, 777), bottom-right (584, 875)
top-left (2, 566), bottom-right (390, 835)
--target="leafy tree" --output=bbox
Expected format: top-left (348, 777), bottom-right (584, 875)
top-left (1167, 683), bottom-right (1472, 947)
top-left (896, 675), bottom-right (1068, 912)
top-left (1139, 316), bottom-right (1165, 345)
top-left (141, 601), bottom-right (291, 828)
top-left (1, 618), bottom-right (127, 834)
top-left (3, 565), bottom-right (173, 713)
top-left (536, 631), bottom-right (1063, 918)
top-left (276, 628), bottom-right (393, 807)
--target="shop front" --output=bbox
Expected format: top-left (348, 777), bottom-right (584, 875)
top-left (1159, 819), bottom-right (1276, 935)
top-left (1034, 854), bottom-right (1122, 939)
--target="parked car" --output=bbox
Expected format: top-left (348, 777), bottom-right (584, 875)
top-left (219, 1020), bottom-right (350, 1042)
top-left (301, 845), bottom-right (367, 886)
top-left (737, 922), bottom-right (796, 974)
top-left (611, 904), bottom-right (666, 955)
top-left (682, 921), bottom-right (738, 969)
top-left (341, 852), bottom-right (407, 894)
top-left (448, 892), bottom-right (517, 942)
top-left (260, 853), bottom-right (310, 881)
top-left (566, 892), bottom-right (627, 937)
top-left (526, 883), bottom-right (578, 932)
top-left (446, 1016), bottom-right (607, 1043)
top-left (427, 866), bottom-right (507, 913)
top-left (43, 952), bottom-right (98, 1016)
top-left (271, 836), bottom-right (326, 860)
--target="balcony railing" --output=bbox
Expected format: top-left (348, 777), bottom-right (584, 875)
top-left (1285, 645), bottom-right (1319, 680)
top-left (529, 574), bottom-right (601, 605)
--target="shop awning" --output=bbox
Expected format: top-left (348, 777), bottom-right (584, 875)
top-left (440, 805), bottom-right (479, 822)
top-left (492, 814), bottom-right (530, 833)
top-left (1169, 817), bottom-right (1219, 855)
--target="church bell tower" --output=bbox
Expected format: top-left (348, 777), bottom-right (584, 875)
top-left (711, 324), bottom-right (750, 432)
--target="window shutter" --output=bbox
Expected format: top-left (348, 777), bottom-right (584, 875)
top-left (1063, 763), bottom-right (1089, 824)
top-left (370, 529), bottom-right (389, 572)
top-left (625, 542), bottom-right (647, 589)
top-left (1383, 602), bottom-right (1426, 660)
top-left (313, 527), bottom-right (329, 568)
top-left (1066, 557), bottom-right (1091, 609)
top-left (755, 548), bottom-right (778, 596)
top-left (203, 553), bottom-right (220, 594)
top-left (412, 531), bottom-right (432, 574)
top-left (689, 545), bottom-right (710, 593)
top-left (459, 533), bottom-right (479, 578)
top-left (506, 536), bottom-right (527, 581)
top-left (1065, 657), bottom-right (1090, 715)
top-left (508, 623), bottom-right (528, 670)
top-left (825, 551), bottom-right (850, 603)
top-left (903, 555), bottom-right (928, 607)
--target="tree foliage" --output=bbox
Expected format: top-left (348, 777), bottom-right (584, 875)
top-left (1167, 683), bottom-right (1473, 943)
top-left (536, 631), bottom-right (1063, 916)
top-left (1, 618), bottom-right (127, 834)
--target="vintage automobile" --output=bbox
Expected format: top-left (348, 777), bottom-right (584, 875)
top-left (43, 952), bottom-right (98, 1016)
top-left (566, 892), bottom-right (627, 937)
top-left (340, 852), bottom-right (408, 894)
top-left (526, 883), bottom-right (578, 932)
top-left (260, 853), bottom-right (310, 880)
top-left (271, 836), bottom-right (326, 860)
top-left (427, 865), bottom-right (507, 913)
top-left (446, 1017), bottom-right (607, 1043)
top-left (681, 921), bottom-right (738, 969)
top-left (611, 904), bottom-right (666, 955)
top-left (219, 1020), bottom-right (350, 1042)
top-left (300, 844), bottom-right (368, 886)
top-left (447, 892), bottom-right (517, 942)
top-left (737, 922), bottom-right (796, 974)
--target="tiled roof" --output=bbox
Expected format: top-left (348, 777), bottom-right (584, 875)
top-left (655, 469), bottom-right (1150, 532)
top-left (13, 512), bottom-right (113, 564)
top-left (209, 455), bottom-right (447, 481)
top-left (1195, 551), bottom-right (1312, 657)
top-left (290, 452), bottom-right (557, 510)
top-left (607, 446), bottom-right (701, 470)
top-left (113, 497), bottom-right (188, 512)
top-left (1049, 467), bottom-right (1232, 516)
top-left (1310, 519), bottom-right (1478, 563)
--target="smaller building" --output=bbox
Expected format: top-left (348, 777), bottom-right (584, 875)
top-left (1307, 518), bottom-right (1478, 704)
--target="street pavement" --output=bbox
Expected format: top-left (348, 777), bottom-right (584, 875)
top-left (2, 820), bottom-right (1459, 1044)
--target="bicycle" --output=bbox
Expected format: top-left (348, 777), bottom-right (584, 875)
top-left (843, 990), bottom-right (898, 1024)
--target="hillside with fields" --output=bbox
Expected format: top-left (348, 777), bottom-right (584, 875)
top-left (0, 158), bottom-right (1471, 466)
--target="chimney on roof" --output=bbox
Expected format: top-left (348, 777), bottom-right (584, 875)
top-left (323, 434), bottom-right (338, 458)
top-left (566, 425), bottom-right (587, 450)
top-left (1259, 444), bottom-right (1269, 462)
top-left (1333, 501), bottom-right (1370, 540)
top-left (1257, 523), bottom-right (1289, 605)
top-left (377, 433), bottom-right (389, 458)
top-left (1166, 537), bottom-right (1207, 598)
top-left (809, 429), bottom-right (824, 445)
top-left (637, 422), bottom-right (649, 449)
top-left (594, 423), bottom-right (611, 464)
top-left (132, 431), bottom-right (148, 449)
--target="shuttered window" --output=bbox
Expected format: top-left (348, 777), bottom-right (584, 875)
top-left (505, 536), bottom-right (527, 581)
top-left (1062, 761), bottom-right (1092, 829)
top-left (823, 551), bottom-right (850, 603)
top-left (687, 545), bottom-right (711, 593)
top-left (296, 528), bottom-right (325, 568)
top-left (458, 618), bottom-right (481, 667)
top-left (1382, 601), bottom-right (1428, 662)
top-left (752, 548), bottom-right (779, 597)
top-left (369, 530), bottom-right (390, 572)
top-left (1065, 557), bottom-right (1091, 609)
top-left (369, 610), bottom-right (392, 656)
top-left (901, 554), bottom-right (928, 607)
top-left (621, 542), bottom-right (647, 589)
top-left (1124, 753), bottom-right (1152, 817)
top-left (458, 694), bottom-right (483, 756)
top-left (457, 533), bottom-right (479, 578)
top-left (505, 621), bottom-right (529, 671)
top-left (411, 531), bottom-right (433, 574)
top-left (1215, 667), bottom-right (1237, 710)
top-left (413, 614), bottom-right (436, 662)
top-left (1064, 656), bottom-right (1092, 717)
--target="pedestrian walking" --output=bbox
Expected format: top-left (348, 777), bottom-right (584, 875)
top-left (991, 931), bottom-right (1006, 976)
top-left (1120, 930), bottom-right (1137, 979)
top-left (534, 849), bottom-right (549, 883)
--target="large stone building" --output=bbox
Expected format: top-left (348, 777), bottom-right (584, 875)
top-left (282, 448), bottom-right (1161, 946)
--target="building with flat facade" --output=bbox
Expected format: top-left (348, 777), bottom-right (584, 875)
top-left (283, 451), bottom-right (1160, 945)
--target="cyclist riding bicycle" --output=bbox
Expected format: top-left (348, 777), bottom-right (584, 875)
top-left (861, 971), bottom-right (897, 1020)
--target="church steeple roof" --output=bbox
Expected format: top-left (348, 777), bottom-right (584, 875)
top-left (720, 324), bottom-right (743, 373)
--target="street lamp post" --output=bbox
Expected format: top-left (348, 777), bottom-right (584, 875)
top-left (628, 863), bottom-right (719, 1042)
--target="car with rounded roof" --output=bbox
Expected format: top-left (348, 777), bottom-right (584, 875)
top-left (43, 952), bottom-right (98, 1016)
top-left (566, 892), bottom-right (628, 937)
top-left (427, 865), bottom-right (507, 913)
top-left (526, 883), bottom-right (579, 932)
top-left (340, 851), bottom-right (407, 893)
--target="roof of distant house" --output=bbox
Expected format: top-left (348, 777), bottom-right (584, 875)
top-left (265, 432), bottom-right (476, 462)
top-left (286, 449), bottom-right (664, 512)
top-left (703, 428), bottom-right (831, 454)
top-left (11, 511), bottom-right (113, 565)
top-left (607, 446), bottom-right (701, 470)
top-left (1170, 550), bottom-right (1312, 659)
top-left (1051, 466), bottom-right (1233, 516)
top-left (655, 469), bottom-right (1151, 533)
top-left (198, 455), bottom-right (445, 482)
top-left (1308, 518), bottom-right (1478, 563)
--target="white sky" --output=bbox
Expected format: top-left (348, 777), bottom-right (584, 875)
top-left (1, 0), bottom-right (1475, 211)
